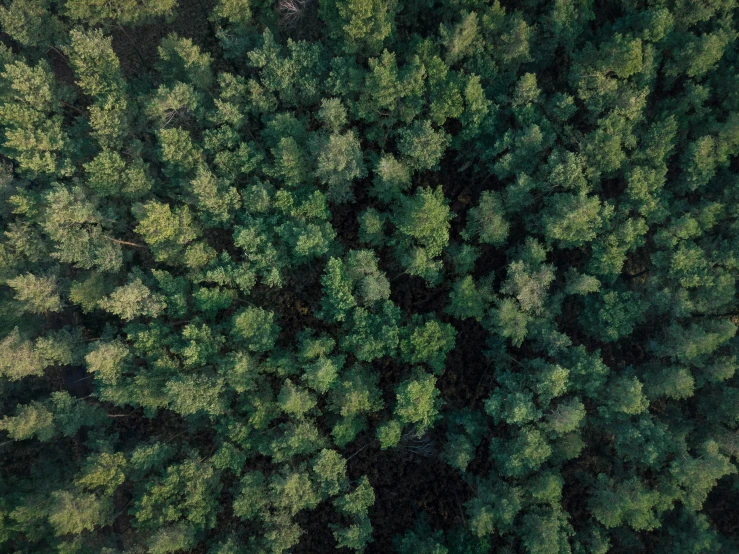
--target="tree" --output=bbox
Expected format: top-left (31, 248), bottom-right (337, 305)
top-left (391, 187), bottom-right (452, 284)
top-left (133, 201), bottom-right (200, 264)
top-left (446, 276), bottom-right (487, 321)
top-left (270, 469), bottom-right (320, 516)
top-left (396, 121), bottom-right (450, 172)
top-left (394, 370), bottom-right (442, 434)
top-left (465, 477), bottom-right (521, 538)
top-left (669, 441), bottom-right (736, 512)
top-left (519, 508), bottom-right (573, 554)
top-left (0, 327), bottom-right (75, 380)
top-left (75, 452), bottom-right (127, 495)
top-left (278, 380), bottom-right (317, 418)
top-left (399, 316), bottom-right (456, 373)
top-left (371, 153), bottom-right (411, 202)
top-left (0, 400), bottom-right (55, 440)
top-left (314, 129), bottom-right (366, 203)
top-left (335, 475), bottom-right (375, 517)
top-left (6, 272), bottom-right (61, 313)
top-left (581, 290), bottom-right (646, 342)
top-left (333, 515), bottom-right (374, 551)
top-left (541, 193), bottom-right (602, 248)
top-left (340, 300), bottom-right (401, 362)
top-left (319, 0), bottom-right (395, 55)
top-left (313, 449), bottom-right (348, 496)
top-left (42, 185), bottom-right (123, 272)
top-left (85, 150), bottom-right (151, 198)
top-left (51, 391), bottom-right (104, 436)
top-left (165, 375), bottom-right (227, 416)
top-left (48, 491), bottom-right (113, 535)
top-left (65, 28), bottom-right (125, 98)
top-left (440, 11), bottom-right (479, 66)
top-left (319, 257), bottom-right (356, 322)
top-left (188, 164), bottom-right (241, 226)
top-left (328, 364), bottom-right (383, 446)
top-left (233, 471), bottom-right (268, 520)
top-left (99, 278), bottom-right (166, 321)
top-left (589, 475), bottom-right (665, 531)
top-left (0, 59), bottom-right (71, 178)
top-left (231, 307), bottom-right (279, 352)
top-left (65, 0), bottom-right (177, 26)
top-left (346, 249), bottom-right (390, 305)
top-left (157, 34), bottom-right (214, 90)
top-left (1, 1), bottom-right (739, 552)
top-left (0, 0), bottom-right (62, 48)
top-left (147, 524), bottom-right (196, 554)
top-left (464, 191), bottom-right (509, 246)
top-left (490, 428), bottom-right (552, 478)
top-left (601, 376), bottom-right (649, 416)
top-left (358, 208), bottom-right (386, 247)
top-left (133, 459), bottom-right (222, 531)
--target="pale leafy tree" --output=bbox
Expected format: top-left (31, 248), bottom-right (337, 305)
top-left (99, 278), bottom-right (167, 321)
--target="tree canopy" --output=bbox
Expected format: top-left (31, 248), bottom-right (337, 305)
top-left (1, 0), bottom-right (739, 552)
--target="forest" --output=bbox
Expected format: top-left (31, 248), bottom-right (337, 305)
top-left (0, 0), bottom-right (738, 552)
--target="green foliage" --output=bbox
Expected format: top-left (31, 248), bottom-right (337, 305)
top-left (395, 520), bottom-right (448, 553)
top-left (333, 515), bottom-right (374, 551)
top-left (65, 0), bottom-right (176, 25)
top-left (270, 469), bottom-right (320, 516)
top-left (148, 523), bottom-right (196, 554)
top-left (589, 476), bottom-right (665, 531)
top-left (75, 452), bottom-right (127, 495)
top-left (0, 400), bottom-right (55, 440)
top-left (394, 370), bottom-right (442, 433)
top-left (7, 272), bottom-right (61, 313)
top-left (335, 475), bottom-right (375, 517)
top-left (313, 449), bottom-right (348, 496)
top-left (99, 278), bottom-right (166, 321)
top-left (371, 153), bottom-right (411, 202)
top-left (602, 376), bottom-right (649, 416)
top-left (133, 459), bottom-right (222, 531)
top-left (232, 471), bottom-right (268, 520)
top-left (0, 0), bottom-right (61, 48)
top-left (377, 419), bottom-right (402, 449)
top-left (231, 306), bottom-right (279, 352)
top-left (464, 191), bottom-right (509, 246)
top-left (465, 477), bottom-right (521, 537)
top-left (399, 316), bottom-right (456, 372)
top-left (581, 290), bottom-right (646, 342)
top-left (541, 193), bottom-right (602, 248)
top-left (157, 34), bottom-right (214, 91)
top-left (0, 58), bottom-right (71, 178)
top-left (278, 380), bottom-right (317, 417)
top-left (314, 129), bottom-right (366, 203)
top-left (1, 2), bottom-right (739, 552)
top-left (320, 0), bottom-right (395, 55)
top-left (491, 428), bottom-right (552, 478)
top-left (133, 201), bottom-right (200, 264)
top-left (392, 186), bottom-right (452, 283)
top-left (320, 257), bottom-right (357, 322)
top-left (446, 276), bottom-right (487, 321)
top-left (397, 121), bottom-right (450, 172)
top-left (48, 491), bottom-right (113, 535)
top-left (0, 327), bottom-right (75, 380)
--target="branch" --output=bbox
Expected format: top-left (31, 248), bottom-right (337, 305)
top-left (116, 24), bottom-right (150, 69)
top-left (346, 441), bottom-right (375, 461)
top-left (103, 236), bottom-right (147, 248)
top-left (61, 101), bottom-right (86, 116)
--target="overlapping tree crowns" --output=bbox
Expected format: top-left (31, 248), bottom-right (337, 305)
top-left (0, 0), bottom-right (738, 553)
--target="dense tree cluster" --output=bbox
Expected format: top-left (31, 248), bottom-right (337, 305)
top-left (1, 0), bottom-right (738, 552)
